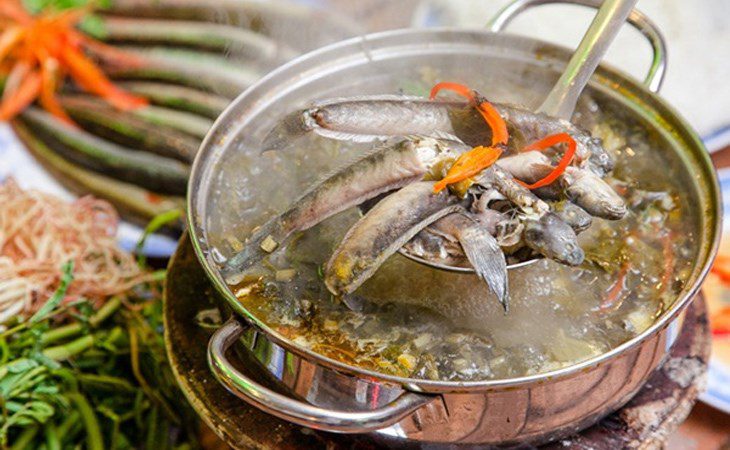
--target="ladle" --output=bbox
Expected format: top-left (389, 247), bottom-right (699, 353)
top-left (400, 0), bottom-right (639, 273)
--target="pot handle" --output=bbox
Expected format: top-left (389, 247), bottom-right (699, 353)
top-left (487, 0), bottom-right (666, 93)
top-left (207, 318), bottom-right (434, 433)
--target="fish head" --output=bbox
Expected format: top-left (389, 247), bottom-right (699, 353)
top-left (410, 136), bottom-right (465, 174)
top-left (556, 202), bottom-right (593, 233)
top-left (573, 135), bottom-right (614, 176)
top-left (524, 213), bottom-right (584, 266)
top-left (587, 136), bottom-right (615, 172)
top-left (567, 170), bottom-right (627, 220)
top-left (324, 256), bottom-right (358, 296)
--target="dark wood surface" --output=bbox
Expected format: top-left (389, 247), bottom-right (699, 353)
top-left (711, 146), bottom-right (730, 169)
top-left (164, 234), bottom-right (711, 450)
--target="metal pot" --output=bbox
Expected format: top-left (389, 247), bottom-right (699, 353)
top-left (188, 0), bottom-right (720, 445)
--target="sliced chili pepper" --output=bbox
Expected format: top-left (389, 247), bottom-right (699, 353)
top-left (517, 132), bottom-right (576, 189)
top-left (429, 81), bottom-right (475, 102)
top-left (0, 70), bottom-right (41, 120)
top-left (433, 146), bottom-right (503, 193)
top-left (430, 82), bottom-right (510, 192)
top-left (476, 100), bottom-right (508, 146)
top-left (430, 82), bottom-right (509, 147)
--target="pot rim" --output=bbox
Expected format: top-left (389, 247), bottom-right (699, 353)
top-left (187, 27), bottom-right (721, 393)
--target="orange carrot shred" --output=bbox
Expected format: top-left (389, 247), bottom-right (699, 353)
top-left (39, 58), bottom-right (75, 126)
top-left (60, 45), bottom-right (148, 111)
top-left (0, 27), bottom-right (23, 62)
top-left (0, 1), bottom-right (32, 24)
top-left (0, 71), bottom-right (41, 120)
top-left (517, 132), bottom-right (576, 189)
top-left (433, 146), bottom-right (503, 193)
top-left (0, 3), bottom-right (148, 122)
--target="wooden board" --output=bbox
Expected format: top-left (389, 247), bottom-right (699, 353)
top-left (164, 234), bottom-right (711, 449)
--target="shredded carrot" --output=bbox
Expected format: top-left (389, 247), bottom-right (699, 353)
top-left (60, 45), bottom-right (147, 111)
top-left (0, 3), bottom-right (147, 123)
top-left (39, 58), bottom-right (75, 125)
top-left (0, 27), bottom-right (23, 61)
top-left (0, 70), bottom-right (41, 120)
top-left (433, 146), bottom-right (503, 193)
top-left (0, 1), bottom-right (32, 25)
top-left (68, 30), bottom-right (145, 68)
top-left (517, 132), bottom-right (577, 189)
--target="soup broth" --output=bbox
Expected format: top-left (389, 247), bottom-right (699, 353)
top-left (218, 67), bottom-right (700, 382)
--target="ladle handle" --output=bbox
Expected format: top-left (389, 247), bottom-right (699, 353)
top-left (487, 0), bottom-right (666, 94)
top-left (208, 318), bottom-right (433, 433)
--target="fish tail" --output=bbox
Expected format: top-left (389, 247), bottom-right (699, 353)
top-left (260, 110), bottom-right (311, 153)
top-left (459, 227), bottom-right (509, 312)
top-left (220, 218), bottom-right (287, 284)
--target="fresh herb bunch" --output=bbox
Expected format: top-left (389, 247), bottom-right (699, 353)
top-left (0, 213), bottom-right (195, 449)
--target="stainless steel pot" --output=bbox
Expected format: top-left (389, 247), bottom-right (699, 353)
top-left (188, 0), bottom-right (720, 445)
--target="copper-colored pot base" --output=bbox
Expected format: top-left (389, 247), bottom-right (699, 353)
top-left (164, 234), bottom-right (711, 449)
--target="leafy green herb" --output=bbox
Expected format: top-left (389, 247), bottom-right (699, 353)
top-left (0, 262), bottom-right (197, 448)
top-left (78, 14), bottom-right (108, 39)
top-left (29, 260), bottom-right (74, 324)
top-left (135, 209), bottom-right (184, 265)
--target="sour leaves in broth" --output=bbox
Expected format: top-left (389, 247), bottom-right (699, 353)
top-left (226, 89), bottom-right (699, 382)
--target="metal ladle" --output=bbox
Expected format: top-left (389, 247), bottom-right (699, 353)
top-left (398, 0), bottom-right (640, 273)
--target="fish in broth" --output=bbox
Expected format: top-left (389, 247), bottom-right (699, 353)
top-left (222, 82), bottom-right (697, 382)
top-left (224, 86), bottom-right (626, 309)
